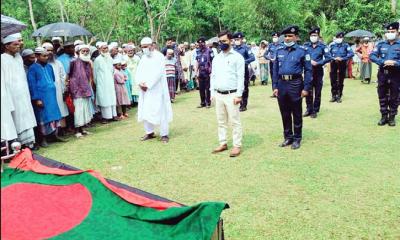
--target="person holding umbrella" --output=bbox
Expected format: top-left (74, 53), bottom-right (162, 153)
top-left (356, 37), bottom-right (374, 84)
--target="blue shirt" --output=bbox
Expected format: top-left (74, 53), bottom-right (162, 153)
top-left (329, 42), bottom-right (354, 61)
top-left (369, 40), bottom-right (400, 68)
top-left (272, 44), bottom-right (312, 91)
top-left (303, 42), bottom-right (332, 66)
top-left (57, 53), bottom-right (74, 74)
top-left (264, 43), bottom-right (282, 61)
top-left (233, 44), bottom-right (255, 65)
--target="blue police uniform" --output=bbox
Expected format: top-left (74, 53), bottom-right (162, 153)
top-left (303, 28), bottom-right (332, 117)
top-left (195, 39), bottom-right (214, 107)
top-left (272, 26), bottom-right (312, 149)
top-left (264, 32), bottom-right (282, 95)
top-left (233, 32), bottom-right (255, 111)
top-left (369, 22), bottom-right (400, 126)
top-left (328, 32), bottom-right (354, 102)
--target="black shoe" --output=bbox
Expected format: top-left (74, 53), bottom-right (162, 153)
top-left (291, 141), bottom-right (301, 150)
top-left (329, 96), bottom-right (337, 102)
top-left (388, 115), bottom-right (396, 127)
top-left (239, 107), bottom-right (247, 112)
top-left (160, 136), bottom-right (169, 143)
top-left (197, 105), bottom-right (205, 108)
top-left (310, 113), bottom-right (317, 118)
top-left (303, 111), bottom-right (311, 117)
top-left (40, 139), bottom-right (49, 148)
top-left (270, 95), bottom-right (276, 98)
top-left (336, 97), bottom-right (342, 103)
top-left (377, 115), bottom-right (388, 126)
top-left (279, 139), bottom-right (293, 147)
top-left (141, 133), bottom-right (155, 141)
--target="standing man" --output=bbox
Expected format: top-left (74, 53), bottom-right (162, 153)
top-left (195, 37), bottom-right (214, 108)
top-left (57, 42), bottom-right (75, 74)
top-left (94, 42), bottom-right (118, 123)
top-left (135, 37), bottom-right (173, 144)
top-left (210, 30), bottom-right (245, 157)
top-left (124, 45), bottom-right (141, 105)
top-left (233, 32), bottom-right (255, 112)
top-left (21, 49), bottom-right (36, 73)
top-left (303, 27), bottom-right (332, 118)
top-left (1, 33), bottom-right (37, 149)
top-left (27, 47), bottom-right (63, 147)
top-left (370, 22), bottom-right (400, 127)
top-left (328, 32), bottom-right (354, 103)
top-left (272, 26), bottom-right (312, 150)
top-left (356, 37), bottom-right (373, 84)
top-left (265, 32), bottom-right (282, 98)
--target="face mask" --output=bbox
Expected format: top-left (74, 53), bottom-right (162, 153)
top-left (385, 32), bottom-right (397, 40)
top-left (234, 40), bottom-right (241, 46)
top-left (219, 42), bottom-right (230, 51)
top-left (80, 54), bottom-right (91, 62)
top-left (334, 38), bottom-right (343, 44)
top-left (310, 36), bottom-right (319, 43)
top-left (272, 37), bottom-right (279, 43)
top-left (142, 48), bottom-right (151, 56)
top-left (284, 41), bottom-right (295, 47)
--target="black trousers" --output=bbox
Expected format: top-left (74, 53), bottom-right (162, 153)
top-left (377, 69), bottom-right (400, 116)
top-left (330, 61), bottom-right (347, 97)
top-left (198, 75), bottom-right (211, 106)
top-left (269, 61), bottom-right (274, 91)
top-left (240, 65), bottom-right (250, 108)
top-left (306, 66), bottom-right (324, 113)
top-left (277, 78), bottom-right (303, 141)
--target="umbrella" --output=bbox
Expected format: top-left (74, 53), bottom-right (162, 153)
top-left (32, 22), bottom-right (92, 38)
top-left (1, 15), bottom-right (27, 37)
top-left (345, 30), bottom-right (374, 38)
top-left (207, 36), bottom-right (219, 43)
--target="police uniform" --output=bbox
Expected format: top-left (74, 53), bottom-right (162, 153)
top-left (370, 22), bottom-right (400, 126)
top-left (265, 32), bottom-right (282, 97)
top-left (195, 37), bottom-right (214, 108)
top-left (328, 32), bottom-right (354, 102)
top-left (303, 27), bottom-right (332, 118)
top-left (233, 32), bottom-right (255, 111)
top-left (272, 26), bottom-right (312, 149)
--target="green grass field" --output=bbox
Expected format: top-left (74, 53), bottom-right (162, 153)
top-left (37, 71), bottom-right (399, 239)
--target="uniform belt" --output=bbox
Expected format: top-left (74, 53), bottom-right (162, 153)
top-left (280, 74), bottom-right (302, 81)
top-left (217, 89), bottom-right (237, 94)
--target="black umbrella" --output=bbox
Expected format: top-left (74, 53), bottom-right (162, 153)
top-left (1, 14), bottom-right (27, 37)
top-left (345, 30), bottom-right (374, 38)
top-left (32, 22), bottom-right (92, 38)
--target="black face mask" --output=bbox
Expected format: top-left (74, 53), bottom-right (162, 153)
top-left (219, 41), bottom-right (230, 51)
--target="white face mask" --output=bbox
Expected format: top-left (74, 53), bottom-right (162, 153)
top-left (79, 54), bottom-right (91, 62)
top-left (334, 38), bottom-right (343, 44)
top-left (310, 36), bottom-right (319, 43)
top-left (284, 41), bottom-right (295, 47)
top-left (385, 32), bottom-right (397, 41)
top-left (272, 37), bottom-right (279, 43)
top-left (234, 40), bottom-right (241, 46)
top-left (142, 48), bottom-right (151, 56)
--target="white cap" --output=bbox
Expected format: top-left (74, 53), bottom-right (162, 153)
top-left (78, 44), bottom-right (90, 51)
top-left (140, 37), bottom-right (152, 45)
top-left (34, 47), bottom-right (47, 54)
top-left (109, 42), bottom-right (118, 49)
top-left (21, 49), bottom-right (34, 57)
top-left (166, 49), bottom-right (174, 54)
top-left (1, 33), bottom-right (22, 44)
top-left (42, 42), bottom-right (54, 49)
top-left (126, 44), bottom-right (136, 50)
top-left (74, 39), bottom-right (84, 46)
top-left (122, 43), bottom-right (128, 48)
top-left (98, 42), bottom-right (108, 48)
top-left (113, 58), bottom-right (121, 65)
top-left (121, 60), bottom-right (127, 65)
top-left (52, 37), bottom-right (62, 42)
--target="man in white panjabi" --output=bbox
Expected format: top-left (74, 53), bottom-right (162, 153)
top-left (210, 30), bottom-right (245, 157)
top-left (94, 42), bottom-right (118, 123)
top-left (1, 33), bottom-right (37, 148)
top-left (135, 37), bottom-right (173, 144)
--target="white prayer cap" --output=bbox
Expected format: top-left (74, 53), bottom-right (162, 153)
top-left (34, 47), bottom-right (47, 55)
top-left (184, 42), bottom-right (189, 45)
top-left (52, 37), bottom-right (62, 42)
top-left (98, 42), bottom-right (108, 48)
top-left (121, 60), bottom-right (127, 65)
top-left (42, 42), bottom-right (54, 49)
top-left (260, 40), bottom-right (268, 45)
top-left (166, 49), bottom-right (174, 54)
top-left (126, 44), bottom-right (135, 50)
top-left (109, 42), bottom-right (118, 49)
top-left (122, 43), bottom-right (128, 48)
top-left (113, 58), bottom-right (121, 65)
top-left (74, 45), bottom-right (80, 52)
top-left (74, 39), bottom-right (84, 46)
top-left (1, 33), bottom-right (22, 44)
top-left (78, 44), bottom-right (90, 51)
top-left (140, 37), bottom-right (152, 45)
top-left (190, 43), bottom-right (195, 47)
top-left (95, 41), bottom-right (102, 47)
top-left (21, 49), bottom-right (34, 57)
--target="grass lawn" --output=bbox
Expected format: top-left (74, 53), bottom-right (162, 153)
top-left (37, 70), bottom-right (399, 239)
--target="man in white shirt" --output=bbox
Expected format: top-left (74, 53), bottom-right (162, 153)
top-left (210, 30), bottom-right (245, 157)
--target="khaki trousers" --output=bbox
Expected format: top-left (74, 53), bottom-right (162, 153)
top-left (215, 92), bottom-right (242, 147)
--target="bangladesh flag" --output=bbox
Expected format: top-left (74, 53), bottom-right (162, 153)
top-left (1, 149), bottom-right (228, 239)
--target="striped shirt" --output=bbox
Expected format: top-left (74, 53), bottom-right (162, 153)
top-left (165, 57), bottom-right (176, 78)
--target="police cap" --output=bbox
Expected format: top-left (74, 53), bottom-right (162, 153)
top-left (233, 32), bottom-right (245, 39)
top-left (309, 27), bottom-right (320, 35)
top-left (385, 22), bottom-right (399, 31)
top-left (281, 25), bottom-right (299, 35)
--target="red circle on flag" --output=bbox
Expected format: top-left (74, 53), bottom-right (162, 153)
top-left (1, 183), bottom-right (92, 239)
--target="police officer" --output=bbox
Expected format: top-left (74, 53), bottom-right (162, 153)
top-left (303, 27), bottom-right (332, 118)
top-left (265, 32), bottom-right (282, 98)
top-left (273, 25), bottom-right (312, 150)
top-left (233, 32), bottom-right (255, 111)
top-left (370, 22), bottom-right (400, 127)
top-left (328, 32), bottom-right (354, 103)
top-left (195, 37), bottom-right (214, 108)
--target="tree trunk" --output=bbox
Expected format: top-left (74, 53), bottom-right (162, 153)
top-left (59, 0), bottom-right (65, 22)
top-left (27, 0), bottom-right (41, 46)
top-left (391, 0), bottom-right (397, 14)
top-left (143, 0), bottom-right (155, 40)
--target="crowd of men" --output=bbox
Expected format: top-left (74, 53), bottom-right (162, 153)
top-left (1, 21), bottom-right (399, 156)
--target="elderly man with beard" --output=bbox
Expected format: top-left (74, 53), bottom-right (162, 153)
top-left (1, 33), bottom-right (37, 149)
top-left (27, 47), bottom-right (64, 147)
top-left (94, 42), bottom-right (118, 123)
top-left (136, 37), bottom-right (173, 144)
top-left (42, 42), bottom-right (69, 134)
top-left (66, 45), bottom-right (94, 137)
top-left (124, 44), bottom-right (141, 105)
